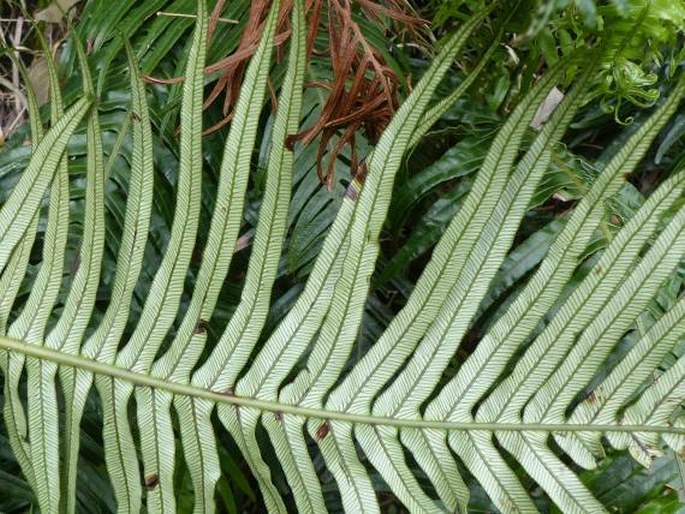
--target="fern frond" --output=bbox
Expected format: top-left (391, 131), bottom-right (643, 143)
top-left (0, 47), bottom-right (47, 496)
top-left (1, 2), bottom-right (684, 512)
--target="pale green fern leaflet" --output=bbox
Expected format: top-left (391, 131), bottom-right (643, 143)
top-left (1, 1), bottom-right (684, 512)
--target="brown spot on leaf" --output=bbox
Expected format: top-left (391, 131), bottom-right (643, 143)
top-left (285, 134), bottom-right (297, 151)
top-left (355, 162), bottom-right (368, 185)
top-left (343, 161), bottom-right (368, 200)
top-left (194, 318), bottom-right (208, 335)
top-left (315, 420), bottom-right (330, 441)
top-left (144, 473), bottom-right (159, 489)
top-left (274, 411), bottom-right (283, 421)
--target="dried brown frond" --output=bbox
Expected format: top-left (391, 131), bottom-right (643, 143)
top-left (148, 0), bottom-right (427, 187)
top-left (289, 0), bottom-right (408, 188)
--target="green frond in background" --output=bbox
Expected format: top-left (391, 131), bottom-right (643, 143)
top-left (1, 0), bottom-right (685, 512)
top-left (427, 0), bottom-right (685, 124)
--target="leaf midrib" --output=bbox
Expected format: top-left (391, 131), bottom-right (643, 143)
top-left (2, 334), bottom-right (681, 436)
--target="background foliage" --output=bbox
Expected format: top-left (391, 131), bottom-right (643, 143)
top-left (1, 0), bottom-right (685, 511)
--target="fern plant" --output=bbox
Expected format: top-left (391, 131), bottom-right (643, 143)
top-left (1, 0), bottom-right (685, 512)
